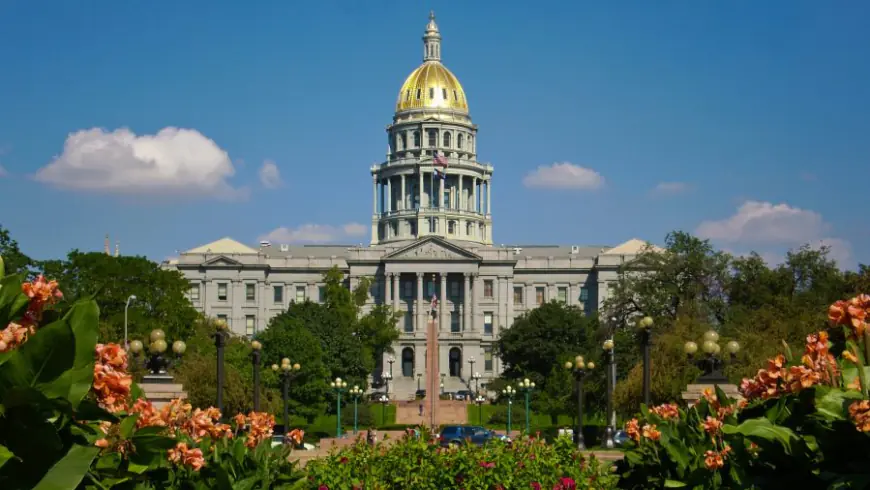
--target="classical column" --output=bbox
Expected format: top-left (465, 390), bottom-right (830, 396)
top-left (384, 274), bottom-right (392, 306)
top-left (393, 273), bottom-right (400, 311)
top-left (400, 174), bottom-right (406, 210)
top-left (463, 273), bottom-right (471, 332)
top-left (372, 176), bottom-right (378, 214)
top-left (386, 177), bottom-right (392, 213)
top-left (458, 174), bottom-right (464, 210)
top-left (526, 282), bottom-right (535, 309)
top-left (419, 170), bottom-right (425, 208)
top-left (416, 272), bottom-right (424, 332)
top-left (472, 273), bottom-right (481, 332)
top-left (506, 276), bottom-right (514, 330)
top-left (486, 178), bottom-right (492, 215)
top-left (439, 273), bottom-right (447, 332)
top-left (472, 177), bottom-right (478, 212)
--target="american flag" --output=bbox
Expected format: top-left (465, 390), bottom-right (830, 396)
top-left (430, 295), bottom-right (438, 311)
top-left (433, 151), bottom-right (448, 167)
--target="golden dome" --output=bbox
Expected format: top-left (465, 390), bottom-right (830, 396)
top-left (396, 61), bottom-right (468, 113)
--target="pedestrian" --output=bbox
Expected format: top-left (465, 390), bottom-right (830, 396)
top-left (418, 402), bottom-right (424, 416)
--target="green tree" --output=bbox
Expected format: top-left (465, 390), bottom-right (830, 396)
top-left (0, 224), bottom-right (32, 275)
top-left (39, 251), bottom-right (200, 342)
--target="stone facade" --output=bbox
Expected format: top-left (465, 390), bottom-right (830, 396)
top-left (161, 13), bottom-right (655, 400)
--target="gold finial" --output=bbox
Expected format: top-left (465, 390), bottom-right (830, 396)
top-left (115, 241), bottom-right (120, 257)
top-left (429, 10), bottom-right (435, 21)
top-left (104, 234), bottom-right (110, 255)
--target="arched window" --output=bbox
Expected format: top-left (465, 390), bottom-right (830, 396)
top-left (443, 132), bottom-right (451, 148)
top-left (402, 348), bottom-right (414, 377)
top-left (466, 222), bottom-right (473, 236)
top-left (449, 348), bottom-right (462, 377)
top-left (457, 133), bottom-right (464, 149)
top-left (448, 221), bottom-right (456, 235)
top-left (413, 131), bottom-right (420, 148)
top-left (400, 132), bottom-right (407, 150)
top-left (427, 130), bottom-right (437, 148)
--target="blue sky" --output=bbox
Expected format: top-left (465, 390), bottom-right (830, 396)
top-left (0, 1), bottom-right (867, 269)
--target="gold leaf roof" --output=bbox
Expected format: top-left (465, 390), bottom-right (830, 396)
top-left (395, 61), bottom-right (468, 114)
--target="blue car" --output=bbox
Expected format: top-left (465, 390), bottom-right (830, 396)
top-left (438, 425), bottom-right (508, 447)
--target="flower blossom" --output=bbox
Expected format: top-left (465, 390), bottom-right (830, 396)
top-left (649, 403), bottom-right (680, 420)
top-left (641, 424), bottom-right (661, 441)
top-left (243, 412), bottom-right (275, 448)
top-left (624, 419), bottom-right (640, 442)
top-left (829, 294), bottom-right (870, 338)
top-left (849, 400), bottom-right (870, 432)
top-left (740, 331), bottom-right (838, 402)
top-left (0, 276), bottom-right (63, 353)
top-left (168, 442), bottom-right (205, 471)
top-left (92, 343), bottom-right (133, 413)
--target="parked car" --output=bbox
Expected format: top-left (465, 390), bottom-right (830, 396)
top-left (613, 429), bottom-right (631, 448)
top-left (438, 425), bottom-right (507, 447)
top-left (368, 392), bottom-right (389, 402)
top-left (454, 390), bottom-right (475, 401)
top-left (415, 389), bottom-right (427, 399)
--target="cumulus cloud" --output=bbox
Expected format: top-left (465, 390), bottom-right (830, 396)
top-left (522, 162), bottom-right (604, 190)
top-left (650, 181), bottom-right (691, 196)
top-left (260, 222), bottom-right (368, 244)
top-left (34, 127), bottom-right (246, 199)
top-left (696, 200), bottom-right (853, 268)
top-left (258, 159), bottom-right (283, 188)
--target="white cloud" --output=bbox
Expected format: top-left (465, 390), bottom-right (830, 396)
top-left (650, 181), bottom-right (691, 196)
top-left (522, 162), bottom-right (604, 190)
top-left (696, 200), bottom-right (853, 268)
top-left (34, 127), bottom-right (246, 199)
top-left (258, 159), bottom-right (283, 188)
top-left (260, 222), bottom-right (368, 244)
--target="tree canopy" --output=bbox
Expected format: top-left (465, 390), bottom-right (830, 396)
top-left (0, 225), bottom-right (33, 276)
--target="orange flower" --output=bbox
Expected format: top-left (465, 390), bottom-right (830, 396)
top-left (847, 377), bottom-right (862, 391)
top-left (130, 399), bottom-right (166, 428)
top-left (92, 363), bottom-right (132, 413)
top-left (624, 419), bottom-right (640, 442)
top-left (703, 416), bottom-right (723, 435)
top-left (848, 400), bottom-right (870, 432)
top-left (21, 275), bottom-right (63, 303)
top-left (844, 350), bottom-right (859, 364)
top-left (829, 295), bottom-right (870, 338)
top-left (95, 343), bottom-right (128, 371)
top-left (233, 413), bottom-right (247, 428)
top-left (704, 450), bottom-right (725, 471)
top-left (286, 428), bottom-right (305, 446)
top-left (95, 438), bottom-right (109, 448)
top-left (641, 424), bottom-right (661, 441)
top-left (649, 403), bottom-right (679, 420)
top-left (168, 442), bottom-right (205, 471)
top-left (244, 412), bottom-right (275, 448)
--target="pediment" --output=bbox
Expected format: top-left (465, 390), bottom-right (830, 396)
top-left (202, 255), bottom-right (243, 267)
top-left (385, 237), bottom-right (480, 261)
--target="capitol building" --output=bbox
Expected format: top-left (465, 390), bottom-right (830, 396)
top-left (166, 13), bottom-right (650, 398)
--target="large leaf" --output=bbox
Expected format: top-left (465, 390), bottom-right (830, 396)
top-left (0, 273), bottom-right (28, 324)
top-left (57, 300), bottom-right (100, 407)
top-left (0, 444), bottom-right (15, 470)
top-left (32, 444), bottom-right (100, 490)
top-left (814, 386), bottom-right (863, 421)
top-left (722, 418), bottom-right (801, 454)
top-left (0, 319), bottom-right (75, 398)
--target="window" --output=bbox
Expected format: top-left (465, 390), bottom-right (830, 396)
top-left (416, 88), bottom-right (421, 100)
top-left (453, 89), bottom-right (458, 101)
top-left (449, 348), bottom-right (462, 377)
top-left (450, 280), bottom-right (460, 298)
top-left (484, 280), bottom-right (494, 298)
top-left (405, 90), bottom-right (410, 101)
top-left (403, 281), bottom-right (413, 299)
top-left (245, 315), bottom-right (255, 337)
top-left (535, 287), bottom-right (545, 305)
top-left (484, 347), bottom-right (493, 372)
top-left (558, 287), bottom-right (568, 303)
top-left (401, 132), bottom-right (407, 149)
top-left (442, 88), bottom-right (447, 100)
top-left (513, 287), bottom-right (523, 305)
top-left (484, 312), bottom-right (493, 335)
top-left (429, 87), bottom-right (434, 100)
top-left (426, 279), bottom-right (436, 297)
top-left (318, 286), bottom-right (326, 302)
top-left (404, 312), bottom-right (413, 333)
top-left (451, 311), bottom-right (460, 332)
top-left (579, 287), bottom-right (589, 302)
top-left (427, 130), bottom-right (437, 147)
top-left (458, 133), bottom-right (464, 149)
top-left (448, 221), bottom-right (455, 235)
top-left (295, 286), bottom-right (306, 303)
top-left (413, 131), bottom-right (420, 147)
top-left (401, 348), bottom-right (414, 377)
top-left (443, 132), bottom-right (451, 147)
top-left (273, 285), bottom-right (283, 304)
top-left (217, 283), bottom-right (228, 301)
top-left (245, 284), bottom-right (255, 301)
top-left (189, 285), bottom-right (200, 301)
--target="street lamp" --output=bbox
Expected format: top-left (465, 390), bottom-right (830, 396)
top-left (124, 295), bottom-right (136, 349)
top-left (684, 331), bottom-right (740, 384)
top-left (474, 395), bottom-right (486, 425)
top-left (379, 394), bottom-right (390, 426)
top-left (130, 329), bottom-right (185, 375)
top-left (349, 385), bottom-right (364, 434)
top-left (382, 370), bottom-right (393, 397)
top-left (251, 340), bottom-right (263, 411)
top-left (272, 359), bottom-right (301, 434)
top-left (565, 355), bottom-right (595, 450)
top-left (637, 316), bottom-right (654, 406)
top-left (214, 319), bottom-right (229, 413)
top-left (518, 378), bottom-right (536, 435)
top-left (416, 372), bottom-right (423, 391)
top-left (501, 385), bottom-right (516, 435)
top-left (468, 356), bottom-right (476, 386)
top-left (440, 373), bottom-right (446, 395)
top-left (472, 371), bottom-right (482, 396)
top-left (330, 377), bottom-right (348, 437)
top-left (388, 356), bottom-right (395, 379)
top-left (602, 338), bottom-right (617, 449)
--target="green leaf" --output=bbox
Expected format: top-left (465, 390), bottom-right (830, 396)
top-left (119, 413), bottom-right (139, 439)
top-left (131, 432), bottom-right (178, 453)
top-left (0, 319), bottom-right (76, 402)
top-left (32, 444), bottom-right (100, 490)
top-left (0, 444), bottom-right (15, 470)
top-left (664, 480), bottom-right (687, 488)
top-left (814, 386), bottom-right (863, 421)
top-left (714, 385), bottom-right (732, 407)
top-left (0, 273), bottom-right (28, 322)
top-left (58, 300), bottom-right (100, 407)
top-left (721, 418), bottom-right (800, 454)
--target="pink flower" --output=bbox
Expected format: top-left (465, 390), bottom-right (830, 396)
top-left (554, 477), bottom-right (576, 490)
top-left (531, 483), bottom-right (542, 490)
top-left (479, 461), bottom-right (495, 469)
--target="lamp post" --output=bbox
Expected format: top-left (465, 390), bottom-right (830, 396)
top-left (388, 356), bottom-right (395, 380)
top-left (330, 377), bottom-right (348, 437)
top-left (416, 372), bottom-right (423, 391)
top-left (272, 359), bottom-right (301, 434)
top-left (124, 295), bottom-right (136, 349)
top-left (474, 395), bottom-right (486, 425)
top-left (214, 319), bottom-right (229, 413)
top-left (468, 356), bottom-right (476, 388)
top-left (501, 385), bottom-right (516, 435)
top-left (603, 339), bottom-right (616, 449)
top-left (379, 394), bottom-right (389, 426)
top-left (518, 378), bottom-right (535, 435)
top-left (251, 340), bottom-right (262, 412)
top-left (131, 329), bottom-right (185, 375)
top-left (472, 371), bottom-right (482, 396)
top-left (382, 370), bottom-right (393, 398)
top-left (565, 355), bottom-right (595, 450)
top-left (440, 373), bottom-right (446, 395)
top-left (637, 316), bottom-right (654, 406)
top-left (684, 331), bottom-right (740, 384)
top-left (349, 385), bottom-right (363, 434)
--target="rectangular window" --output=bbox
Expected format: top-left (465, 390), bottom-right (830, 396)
top-left (450, 281), bottom-right (460, 298)
top-left (404, 312), bottom-right (413, 333)
top-left (451, 311), bottom-right (460, 332)
top-left (484, 347), bottom-right (493, 372)
top-left (295, 286), bottom-right (306, 303)
top-left (245, 315), bottom-right (255, 337)
top-left (273, 285), bottom-right (283, 304)
top-left (245, 284), bottom-right (255, 301)
top-left (513, 287), bottom-right (523, 305)
top-left (484, 280), bottom-right (494, 298)
top-left (416, 88), bottom-right (421, 100)
top-left (217, 283), bottom-right (228, 301)
top-left (558, 287), bottom-right (568, 303)
top-left (442, 88), bottom-right (448, 100)
top-left (579, 287), bottom-right (589, 302)
top-left (318, 286), bottom-right (326, 302)
top-left (426, 279), bottom-right (436, 297)
top-left (429, 87), bottom-right (434, 100)
top-left (403, 281), bottom-right (413, 299)
top-left (535, 287), bottom-right (545, 305)
top-left (189, 285), bottom-right (200, 301)
top-left (484, 312), bottom-right (493, 335)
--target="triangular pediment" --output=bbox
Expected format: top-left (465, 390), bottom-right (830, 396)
top-left (601, 238), bottom-right (662, 256)
top-left (385, 236), bottom-right (480, 261)
top-left (185, 237), bottom-right (258, 255)
top-left (202, 255), bottom-right (243, 266)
